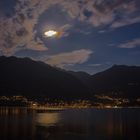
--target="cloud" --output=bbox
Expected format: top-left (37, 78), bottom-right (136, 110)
top-left (91, 0), bottom-right (140, 28)
top-left (0, 0), bottom-right (61, 55)
top-left (98, 30), bottom-right (106, 34)
top-left (62, 0), bottom-right (140, 28)
top-left (0, 1), bottom-right (49, 55)
top-left (0, 0), bottom-right (75, 55)
top-left (88, 64), bottom-right (102, 67)
top-left (40, 49), bottom-right (93, 68)
top-left (0, 0), bottom-right (140, 55)
top-left (111, 16), bottom-right (140, 28)
top-left (118, 38), bottom-right (140, 48)
top-left (58, 24), bottom-right (72, 37)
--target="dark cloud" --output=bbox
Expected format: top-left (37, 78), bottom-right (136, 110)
top-left (16, 27), bottom-right (28, 37)
top-left (83, 9), bottom-right (93, 18)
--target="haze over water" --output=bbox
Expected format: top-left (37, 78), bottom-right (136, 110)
top-left (0, 108), bottom-right (140, 140)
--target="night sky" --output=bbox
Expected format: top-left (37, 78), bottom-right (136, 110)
top-left (0, 0), bottom-right (140, 74)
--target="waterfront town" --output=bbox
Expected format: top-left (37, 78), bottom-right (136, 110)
top-left (0, 95), bottom-right (140, 109)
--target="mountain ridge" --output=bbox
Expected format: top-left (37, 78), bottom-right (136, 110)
top-left (0, 56), bottom-right (140, 100)
top-left (0, 56), bottom-right (91, 100)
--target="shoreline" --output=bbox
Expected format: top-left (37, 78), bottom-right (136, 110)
top-left (0, 106), bottom-right (140, 110)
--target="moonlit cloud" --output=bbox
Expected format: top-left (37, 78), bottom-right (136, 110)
top-left (0, 1), bottom-right (48, 55)
top-left (40, 49), bottom-right (93, 68)
top-left (0, 0), bottom-right (140, 57)
top-left (111, 16), bottom-right (140, 28)
top-left (88, 64), bottom-right (102, 67)
top-left (57, 24), bottom-right (72, 37)
top-left (98, 30), bottom-right (106, 34)
top-left (118, 38), bottom-right (140, 48)
top-left (0, 0), bottom-right (140, 74)
top-left (62, 0), bottom-right (140, 28)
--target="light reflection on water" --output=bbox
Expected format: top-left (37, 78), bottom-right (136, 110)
top-left (0, 107), bottom-right (140, 140)
top-left (0, 107), bottom-right (36, 140)
top-left (36, 112), bottom-right (61, 126)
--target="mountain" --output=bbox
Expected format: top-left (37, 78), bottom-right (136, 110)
top-left (0, 56), bottom-right (140, 100)
top-left (68, 71), bottom-right (92, 90)
top-left (90, 65), bottom-right (140, 98)
top-left (0, 56), bottom-right (91, 100)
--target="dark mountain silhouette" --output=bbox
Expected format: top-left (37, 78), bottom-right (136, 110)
top-left (0, 56), bottom-right (140, 100)
top-left (90, 65), bottom-right (140, 98)
top-left (68, 71), bottom-right (92, 91)
top-left (0, 56), bottom-right (91, 100)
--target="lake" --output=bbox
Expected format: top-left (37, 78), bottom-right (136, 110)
top-left (0, 107), bottom-right (140, 140)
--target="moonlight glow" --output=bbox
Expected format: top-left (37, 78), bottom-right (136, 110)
top-left (44, 30), bottom-right (58, 37)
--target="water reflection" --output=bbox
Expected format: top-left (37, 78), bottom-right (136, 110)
top-left (35, 109), bottom-right (140, 140)
top-left (0, 108), bottom-right (140, 140)
top-left (0, 107), bottom-right (36, 140)
top-left (36, 112), bottom-right (61, 126)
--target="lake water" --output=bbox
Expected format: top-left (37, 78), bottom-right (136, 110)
top-left (0, 108), bottom-right (140, 140)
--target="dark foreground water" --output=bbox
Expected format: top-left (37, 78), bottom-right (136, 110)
top-left (0, 108), bottom-right (140, 140)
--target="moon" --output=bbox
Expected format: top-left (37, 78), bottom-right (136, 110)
top-left (44, 30), bottom-right (58, 38)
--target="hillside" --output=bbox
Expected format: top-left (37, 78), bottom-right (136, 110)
top-left (0, 56), bottom-right (91, 100)
top-left (0, 56), bottom-right (140, 100)
top-left (91, 65), bottom-right (140, 98)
